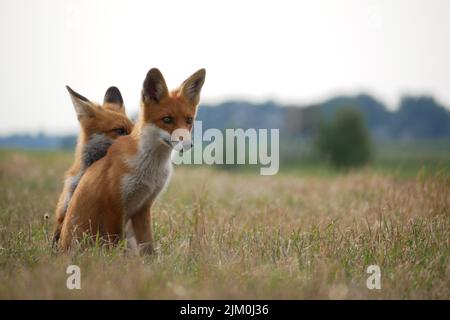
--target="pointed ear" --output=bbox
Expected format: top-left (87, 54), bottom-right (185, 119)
top-left (103, 86), bottom-right (124, 113)
top-left (179, 68), bottom-right (206, 105)
top-left (66, 85), bottom-right (95, 118)
top-left (142, 68), bottom-right (169, 104)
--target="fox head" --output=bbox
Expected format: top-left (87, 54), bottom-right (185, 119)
top-left (66, 85), bottom-right (134, 140)
top-left (139, 68), bottom-right (206, 150)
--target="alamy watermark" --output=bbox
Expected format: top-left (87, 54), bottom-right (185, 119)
top-left (170, 121), bottom-right (279, 175)
top-left (366, 265), bottom-right (381, 290)
top-left (66, 265), bottom-right (81, 290)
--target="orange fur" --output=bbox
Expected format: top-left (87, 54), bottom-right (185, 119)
top-left (53, 86), bottom-right (134, 244)
top-left (59, 68), bottom-right (206, 253)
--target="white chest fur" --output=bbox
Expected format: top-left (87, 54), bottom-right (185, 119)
top-left (121, 125), bottom-right (173, 218)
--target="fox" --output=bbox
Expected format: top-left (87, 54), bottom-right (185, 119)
top-left (53, 86), bottom-right (134, 244)
top-left (59, 68), bottom-right (206, 254)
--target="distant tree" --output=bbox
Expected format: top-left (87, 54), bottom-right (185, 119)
top-left (391, 96), bottom-right (450, 139)
top-left (316, 107), bottom-right (372, 169)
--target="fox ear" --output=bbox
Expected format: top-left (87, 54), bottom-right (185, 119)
top-left (142, 68), bottom-right (169, 104)
top-left (66, 85), bottom-right (95, 119)
top-left (103, 86), bottom-right (124, 112)
top-left (179, 68), bottom-right (206, 105)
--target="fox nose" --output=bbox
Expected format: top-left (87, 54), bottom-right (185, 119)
top-left (173, 139), bottom-right (193, 153)
top-left (181, 140), bottom-right (193, 151)
top-left (171, 128), bottom-right (192, 152)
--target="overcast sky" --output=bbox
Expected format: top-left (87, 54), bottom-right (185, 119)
top-left (1, 0), bottom-right (450, 135)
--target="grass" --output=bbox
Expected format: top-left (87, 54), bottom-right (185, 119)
top-left (0, 149), bottom-right (449, 299)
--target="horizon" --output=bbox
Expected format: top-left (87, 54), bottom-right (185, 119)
top-left (0, 92), bottom-right (448, 138)
top-left (1, 0), bottom-right (450, 135)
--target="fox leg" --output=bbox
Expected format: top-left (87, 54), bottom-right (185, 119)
top-left (52, 178), bottom-right (74, 245)
top-left (131, 207), bottom-right (153, 255)
top-left (124, 220), bottom-right (139, 256)
top-left (52, 211), bottom-right (64, 245)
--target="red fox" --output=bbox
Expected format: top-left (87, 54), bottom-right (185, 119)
top-left (53, 86), bottom-right (134, 244)
top-left (59, 68), bottom-right (206, 254)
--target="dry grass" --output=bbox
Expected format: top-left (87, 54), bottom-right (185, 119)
top-left (0, 150), bottom-right (449, 299)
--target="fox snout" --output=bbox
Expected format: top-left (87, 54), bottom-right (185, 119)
top-left (157, 126), bottom-right (193, 153)
top-left (171, 128), bottom-right (193, 153)
top-left (173, 140), bottom-right (193, 154)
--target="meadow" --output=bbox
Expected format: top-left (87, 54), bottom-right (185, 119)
top-left (0, 149), bottom-right (448, 299)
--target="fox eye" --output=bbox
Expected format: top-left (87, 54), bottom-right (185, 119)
top-left (162, 116), bottom-right (173, 124)
top-left (186, 117), bottom-right (193, 125)
top-left (113, 127), bottom-right (127, 136)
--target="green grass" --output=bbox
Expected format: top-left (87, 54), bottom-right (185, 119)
top-left (0, 149), bottom-right (449, 299)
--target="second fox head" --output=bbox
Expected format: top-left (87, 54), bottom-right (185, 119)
top-left (66, 85), bottom-right (134, 140)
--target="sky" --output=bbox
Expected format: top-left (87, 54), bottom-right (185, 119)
top-left (0, 0), bottom-right (450, 135)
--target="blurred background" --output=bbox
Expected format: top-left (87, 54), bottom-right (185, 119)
top-left (1, 0), bottom-right (450, 175)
